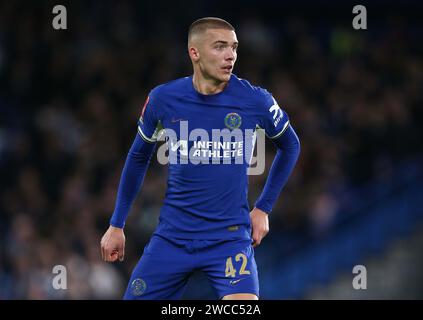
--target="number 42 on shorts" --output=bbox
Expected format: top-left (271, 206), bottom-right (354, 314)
top-left (225, 253), bottom-right (251, 277)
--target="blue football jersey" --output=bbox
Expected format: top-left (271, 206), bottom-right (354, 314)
top-left (138, 74), bottom-right (290, 240)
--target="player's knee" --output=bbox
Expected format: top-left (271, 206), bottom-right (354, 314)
top-left (222, 293), bottom-right (258, 300)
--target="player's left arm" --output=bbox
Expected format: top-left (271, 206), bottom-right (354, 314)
top-left (251, 125), bottom-right (300, 247)
top-left (251, 93), bottom-right (301, 247)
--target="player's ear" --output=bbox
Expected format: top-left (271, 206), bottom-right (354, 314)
top-left (189, 46), bottom-right (200, 62)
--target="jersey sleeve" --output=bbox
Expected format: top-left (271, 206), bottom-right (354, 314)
top-left (137, 89), bottom-right (162, 143)
top-left (257, 90), bottom-right (290, 139)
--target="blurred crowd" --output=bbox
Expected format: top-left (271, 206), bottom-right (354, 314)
top-left (0, 1), bottom-right (422, 299)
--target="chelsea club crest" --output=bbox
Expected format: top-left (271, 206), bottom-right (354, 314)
top-left (131, 278), bottom-right (147, 296)
top-left (224, 112), bottom-right (242, 130)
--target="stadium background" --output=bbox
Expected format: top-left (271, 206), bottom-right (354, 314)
top-left (0, 0), bottom-right (422, 299)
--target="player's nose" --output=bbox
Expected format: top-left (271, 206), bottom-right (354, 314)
top-left (226, 54), bottom-right (235, 61)
top-left (224, 48), bottom-right (235, 61)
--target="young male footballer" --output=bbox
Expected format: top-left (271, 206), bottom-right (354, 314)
top-left (101, 17), bottom-right (300, 300)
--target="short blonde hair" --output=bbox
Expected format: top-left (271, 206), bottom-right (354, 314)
top-left (188, 17), bottom-right (235, 43)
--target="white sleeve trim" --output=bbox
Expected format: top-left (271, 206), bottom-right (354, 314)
top-left (137, 126), bottom-right (157, 143)
top-left (269, 121), bottom-right (290, 139)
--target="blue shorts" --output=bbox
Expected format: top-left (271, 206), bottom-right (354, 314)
top-left (123, 235), bottom-right (259, 300)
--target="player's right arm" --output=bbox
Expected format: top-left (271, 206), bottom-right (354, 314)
top-left (101, 91), bottom-right (161, 262)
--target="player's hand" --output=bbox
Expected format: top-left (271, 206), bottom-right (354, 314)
top-left (101, 225), bottom-right (126, 262)
top-left (250, 207), bottom-right (269, 248)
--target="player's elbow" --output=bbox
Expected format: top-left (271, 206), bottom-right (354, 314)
top-left (276, 125), bottom-right (300, 155)
top-left (284, 136), bottom-right (300, 164)
top-left (287, 125), bottom-right (300, 156)
top-left (128, 149), bottom-right (154, 164)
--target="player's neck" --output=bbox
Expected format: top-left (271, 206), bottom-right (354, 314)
top-left (192, 73), bottom-right (228, 95)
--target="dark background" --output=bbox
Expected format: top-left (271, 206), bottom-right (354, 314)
top-left (0, 0), bottom-right (422, 299)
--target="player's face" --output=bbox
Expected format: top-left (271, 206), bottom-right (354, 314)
top-left (198, 29), bottom-right (238, 83)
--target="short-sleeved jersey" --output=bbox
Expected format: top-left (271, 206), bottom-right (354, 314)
top-left (138, 74), bottom-right (290, 240)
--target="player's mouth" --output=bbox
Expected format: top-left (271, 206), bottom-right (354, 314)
top-left (221, 65), bottom-right (233, 73)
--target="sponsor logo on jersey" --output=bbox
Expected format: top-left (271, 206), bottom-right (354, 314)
top-left (154, 121), bottom-right (266, 175)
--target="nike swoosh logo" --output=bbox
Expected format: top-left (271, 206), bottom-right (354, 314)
top-left (229, 278), bottom-right (249, 285)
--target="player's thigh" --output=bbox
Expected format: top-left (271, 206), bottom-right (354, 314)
top-left (201, 239), bottom-right (259, 300)
top-left (124, 236), bottom-right (193, 300)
